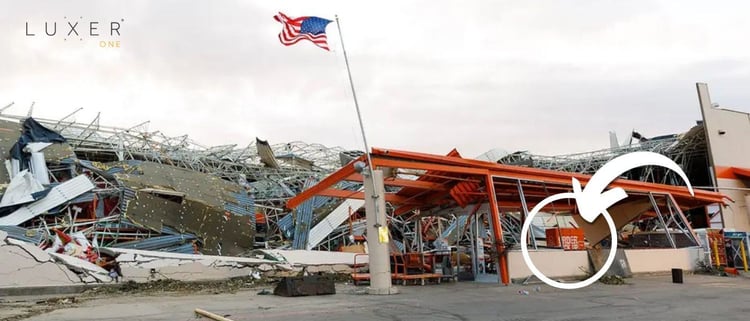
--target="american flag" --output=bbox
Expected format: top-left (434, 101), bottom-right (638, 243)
top-left (273, 12), bottom-right (333, 51)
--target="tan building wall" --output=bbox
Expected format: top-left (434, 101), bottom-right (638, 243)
top-left (507, 248), bottom-right (703, 279)
top-left (507, 249), bottom-right (590, 279)
top-left (625, 248), bottom-right (703, 274)
top-left (697, 83), bottom-right (750, 232)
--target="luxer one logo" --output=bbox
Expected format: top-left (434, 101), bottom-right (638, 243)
top-left (520, 151), bottom-right (695, 289)
top-left (25, 17), bottom-right (123, 48)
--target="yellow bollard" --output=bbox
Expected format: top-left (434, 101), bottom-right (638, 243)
top-left (740, 240), bottom-right (749, 272)
top-left (712, 238), bottom-right (721, 268)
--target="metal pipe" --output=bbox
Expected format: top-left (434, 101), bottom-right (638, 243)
top-left (648, 193), bottom-right (676, 248)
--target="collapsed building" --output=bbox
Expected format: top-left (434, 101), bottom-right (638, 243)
top-left (0, 110), bottom-right (357, 258)
top-left (0, 82), bottom-right (747, 287)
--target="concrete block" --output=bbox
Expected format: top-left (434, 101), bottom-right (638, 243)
top-left (115, 253), bottom-right (136, 262)
top-left (305, 265), bottom-right (331, 274)
top-left (49, 252), bottom-right (111, 283)
top-left (120, 266), bottom-right (155, 282)
top-left (6, 238), bottom-right (51, 262)
top-left (137, 259), bottom-right (182, 269)
top-left (332, 264), bottom-right (352, 273)
top-left (197, 259), bottom-right (216, 266)
top-left (257, 264), bottom-right (274, 272)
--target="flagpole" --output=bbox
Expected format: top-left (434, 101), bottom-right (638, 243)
top-left (334, 15), bottom-right (382, 227)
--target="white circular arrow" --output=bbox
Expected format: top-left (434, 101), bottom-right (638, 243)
top-left (519, 151), bottom-right (695, 290)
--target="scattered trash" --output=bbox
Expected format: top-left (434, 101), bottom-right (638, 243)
top-left (257, 289), bottom-right (272, 295)
top-left (534, 286), bottom-right (541, 292)
top-left (518, 290), bottom-right (529, 296)
top-left (599, 275), bottom-right (626, 285)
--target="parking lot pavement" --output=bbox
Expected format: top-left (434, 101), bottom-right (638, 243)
top-left (16, 274), bottom-right (750, 321)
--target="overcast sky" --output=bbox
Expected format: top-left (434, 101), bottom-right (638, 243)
top-left (2, 1), bottom-right (750, 158)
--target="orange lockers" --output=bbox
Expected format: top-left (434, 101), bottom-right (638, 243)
top-left (546, 228), bottom-right (585, 250)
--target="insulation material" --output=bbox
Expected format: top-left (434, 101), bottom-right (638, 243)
top-left (29, 152), bottom-right (50, 184)
top-left (0, 170), bottom-right (44, 208)
top-left (123, 192), bottom-right (253, 256)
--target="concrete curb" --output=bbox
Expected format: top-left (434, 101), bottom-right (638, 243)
top-left (0, 283), bottom-right (122, 297)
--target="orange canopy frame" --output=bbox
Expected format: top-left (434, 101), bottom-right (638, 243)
top-left (286, 147), bottom-right (727, 285)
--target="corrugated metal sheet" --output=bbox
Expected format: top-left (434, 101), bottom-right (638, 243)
top-left (392, 239), bottom-right (405, 253)
top-left (69, 192), bottom-right (95, 204)
top-left (161, 226), bottom-right (180, 235)
top-left (278, 213), bottom-right (294, 239)
top-left (292, 177), bottom-right (317, 249)
top-left (0, 225), bottom-right (44, 244)
top-left (306, 198), bottom-right (364, 250)
top-left (162, 243), bottom-right (197, 254)
top-left (0, 175), bottom-right (95, 225)
top-left (256, 138), bottom-right (280, 169)
top-left (111, 234), bottom-right (197, 251)
top-left (119, 187), bottom-right (137, 213)
top-left (224, 192), bottom-right (255, 224)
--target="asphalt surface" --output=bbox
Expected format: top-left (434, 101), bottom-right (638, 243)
top-left (9, 274), bottom-right (750, 321)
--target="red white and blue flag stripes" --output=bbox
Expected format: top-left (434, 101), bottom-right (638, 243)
top-left (273, 12), bottom-right (333, 51)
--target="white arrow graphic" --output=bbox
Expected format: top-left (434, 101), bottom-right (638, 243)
top-left (520, 151), bottom-right (695, 290)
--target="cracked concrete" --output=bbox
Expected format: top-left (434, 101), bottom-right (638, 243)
top-left (6, 238), bottom-right (51, 262)
top-left (0, 238), bottom-right (362, 293)
top-left (0, 243), bottom-right (78, 287)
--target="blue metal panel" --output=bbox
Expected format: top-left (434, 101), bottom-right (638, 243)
top-left (223, 192), bottom-right (255, 224)
top-left (393, 239), bottom-right (405, 253)
top-left (160, 226), bottom-right (180, 235)
top-left (278, 213), bottom-right (294, 239)
top-left (0, 226), bottom-right (44, 244)
top-left (292, 177), bottom-right (317, 249)
top-left (162, 243), bottom-right (197, 254)
top-left (70, 192), bottom-right (96, 204)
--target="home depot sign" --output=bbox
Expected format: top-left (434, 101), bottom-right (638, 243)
top-left (545, 228), bottom-right (585, 250)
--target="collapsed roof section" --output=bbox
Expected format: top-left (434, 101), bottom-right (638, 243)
top-left (287, 146), bottom-right (727, 247)
top-left (0, 107), bottom-right (371, 254)
top-left (0, 116), bottom-right (264, 256)
top-left (0, 110), bottom-right (359, 204)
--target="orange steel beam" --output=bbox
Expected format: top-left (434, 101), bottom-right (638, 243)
top-left (371, 148), bottom-right (725, 205)
top-left (486, 174), bottom-right (509, 285)
top-left (344, 174), bottom-right (451, 191)
top-left (316, 188), bottom-right (412, 204)
top-left (497, 201), bottom-right (577, 212)
top-left (418, 173), bottom-right (483, 183)
top-left (393, 190), bottom-right (453, 216)
top-left (286, 157), bottom-right (362, 209)
top-left (372, 157), bottom-right (489, 176)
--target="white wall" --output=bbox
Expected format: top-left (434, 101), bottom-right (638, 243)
top-left (506, 247), bottom-right (703, 279)
top-left (507, 249), bottom-right (590, 279)
top-left (624, 247), bottom-right (703, 274)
